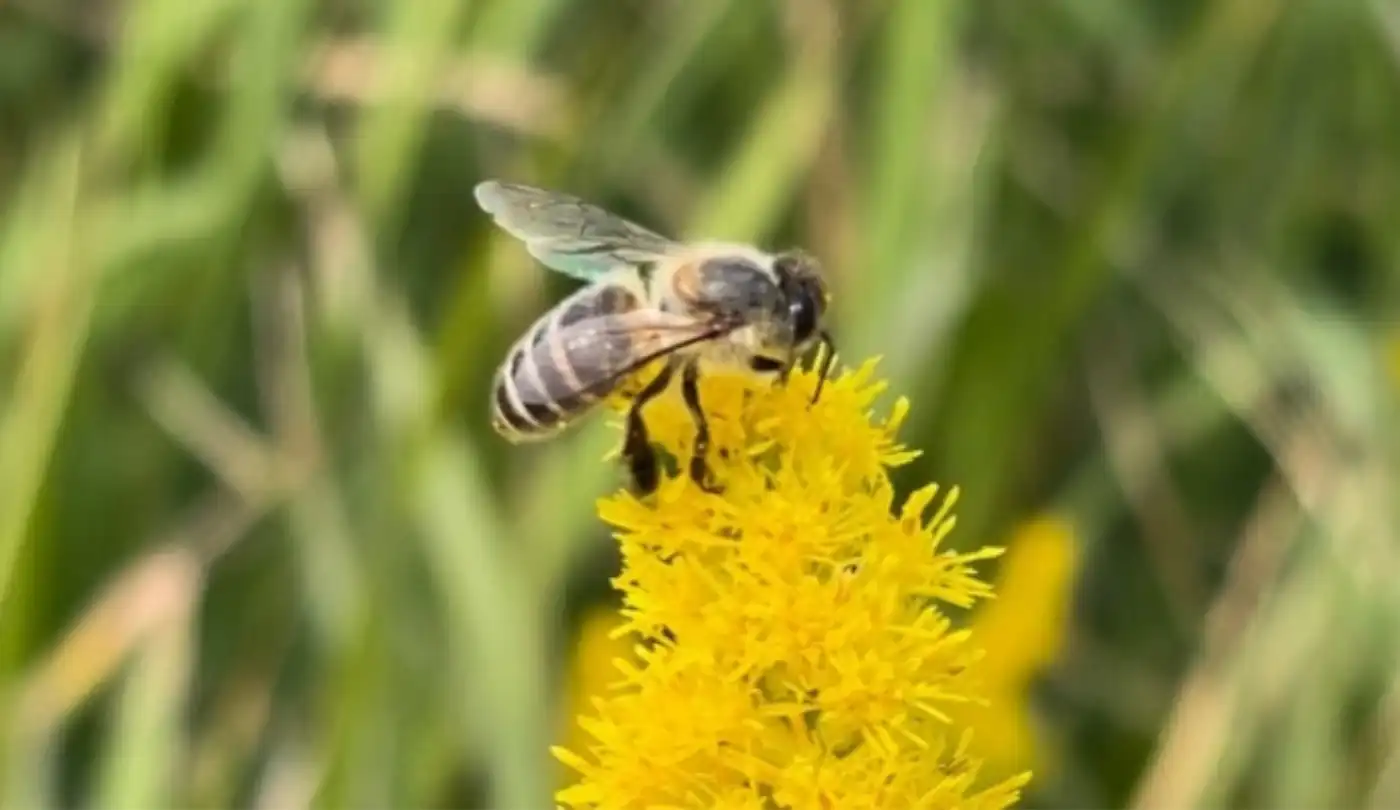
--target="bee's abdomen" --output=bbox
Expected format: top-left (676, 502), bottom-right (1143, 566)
top-left (491, 283), bottom-right (641, 442)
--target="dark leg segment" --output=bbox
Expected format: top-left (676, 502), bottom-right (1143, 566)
top-left (624, 360), bottom-right (676, 494)
top-left (680, 360), bottom-right (720, 492)
top-left (810, 330), bottom-right (836, 405)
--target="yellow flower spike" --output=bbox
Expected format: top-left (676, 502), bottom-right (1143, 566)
top-left (1387, 331), bottom-right (1400, 390)
top-left (946, 514), bottom-right (1082, 781)
top-left (557, 354), bottom-right (1031, 809)
top-left (556, 609), bottom-right (640, 793)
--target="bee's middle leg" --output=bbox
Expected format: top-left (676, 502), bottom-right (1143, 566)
top-left (623, 359), bottom-right (676, 495)
top-left (680, 360), bottom-right (721, 493)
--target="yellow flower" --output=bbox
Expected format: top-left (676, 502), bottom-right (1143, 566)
top-left (553, 354), bottom-right (1031, 809)
top-left (949, 516), bottom-right (1079, 779)
top-left (557, 608), bottom-right (640, 791)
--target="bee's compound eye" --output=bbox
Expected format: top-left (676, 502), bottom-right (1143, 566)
top-left (773, 250), bottom-right (825, 344)
top-left (790, 290), bottom-right (819, 343)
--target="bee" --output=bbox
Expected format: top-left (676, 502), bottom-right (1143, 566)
top-left (475, 180), bottom-right (835, 494)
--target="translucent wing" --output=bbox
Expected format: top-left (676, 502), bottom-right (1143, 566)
top-left (510, 309), bottom-right (736, 406)
top-left (474, 180), bottom-right (681, 281)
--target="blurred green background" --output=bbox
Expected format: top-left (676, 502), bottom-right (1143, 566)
top-left (0, 0), bottom-right (1396, 807)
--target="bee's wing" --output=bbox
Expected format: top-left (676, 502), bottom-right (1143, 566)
top-left (510, 309), bottom-right (736, 405)
top-left (474, 180), bottom-right (681, 282)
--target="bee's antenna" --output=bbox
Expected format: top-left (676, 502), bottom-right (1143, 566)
top-left (810, 331), bottom-right (836, 405)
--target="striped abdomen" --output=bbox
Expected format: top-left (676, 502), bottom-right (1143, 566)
top-left (491, 283), bottom-right (643, 442)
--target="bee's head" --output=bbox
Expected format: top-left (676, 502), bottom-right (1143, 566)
top-left (773, 250), bottom-right (829, 347)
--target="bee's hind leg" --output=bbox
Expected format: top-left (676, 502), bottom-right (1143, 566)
top-left (680, 360), bottom-right (723, 494)
top-left (624, 359), bottom-right (677, 495)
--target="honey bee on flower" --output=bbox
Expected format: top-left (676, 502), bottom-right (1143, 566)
top-left (474, 180), bottom-right (836, 494)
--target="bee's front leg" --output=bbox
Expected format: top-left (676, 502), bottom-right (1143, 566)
top-left (680, 360), bottom-right (723, 493)
top-left (624, 359), bottom-right (677, 495)
top-left (809, 330), bottom-right (836, 405)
